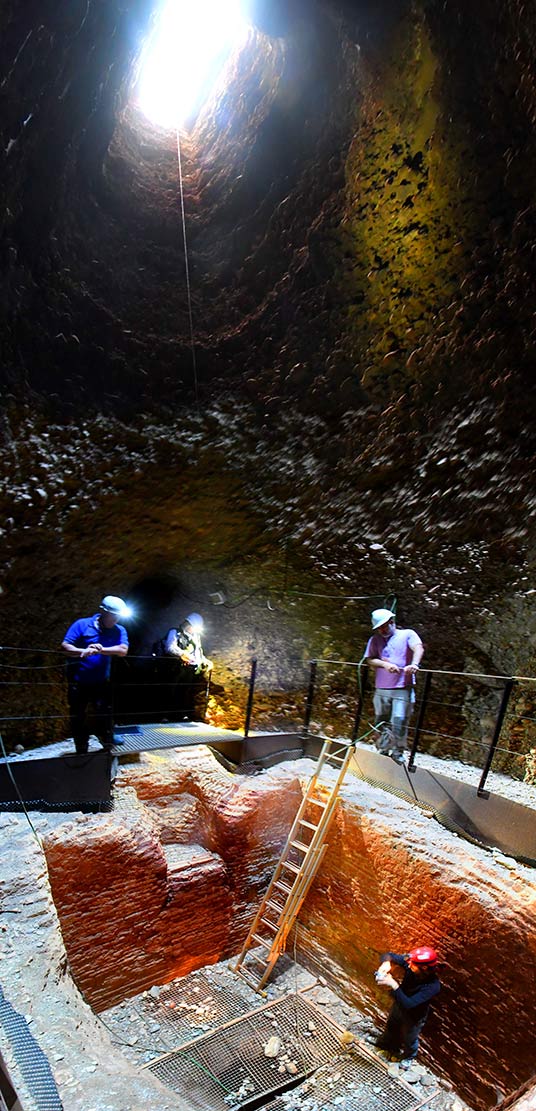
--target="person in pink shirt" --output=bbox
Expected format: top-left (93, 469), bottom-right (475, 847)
top-left (365, 608), bottom-right (424, 764)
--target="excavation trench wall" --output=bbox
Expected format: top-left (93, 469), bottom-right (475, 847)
top-left (42, 749), bottom-right (536, 1111)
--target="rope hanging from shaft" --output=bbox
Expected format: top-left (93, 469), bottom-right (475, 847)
top-left (176, 127), bottom-right (199, 408)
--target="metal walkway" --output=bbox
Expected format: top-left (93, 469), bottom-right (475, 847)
top-left (112, 721), bottom-right (243, 755)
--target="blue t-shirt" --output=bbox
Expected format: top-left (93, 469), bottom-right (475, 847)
top-left (63, 614), bottom-right (128, 683)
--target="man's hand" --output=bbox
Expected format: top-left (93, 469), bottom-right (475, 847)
top-left (377, 960), bottom-right (392, 977)
top-left (380, 974), bottom-right (399, 990)
top-left (404, 664), bottom-right (419, 675)
top-left (383, 662), bottom-right (401, 674)
top-left (81, 644), bottom-right (101, 657)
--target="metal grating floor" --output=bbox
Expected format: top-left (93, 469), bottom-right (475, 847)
top-left (101, 969), bottom-right (256, 1059)
top-left (146, 993), bottom-right (422, 1111)
top-left (262, 1048), bottom-right (422, 1111)
top-left (111, 721), bottom-right (242, 753)
top-left (142, 970), bottom-right (253, 1041)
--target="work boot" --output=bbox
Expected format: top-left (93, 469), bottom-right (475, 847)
top-left (390, 751), bottom-right (405, 765)
top-left (399, 1058), bottom-right (416, 1070)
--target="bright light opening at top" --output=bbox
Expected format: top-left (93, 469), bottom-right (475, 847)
top-left (136, 0), bottom-right (249, 129)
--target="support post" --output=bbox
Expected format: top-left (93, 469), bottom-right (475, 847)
top-left (477, 678), bottom-right (515, 797)
top-left (408, 671), bottom-right (432, 772)
top-left (243, 657), bottom-right (257, 739)
top-left (351, 664), bottom-right (368, 742)
top-left (303, 660), bottom-right (317, 734)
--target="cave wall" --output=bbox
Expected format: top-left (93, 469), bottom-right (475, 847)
top-left (42, 750), bottom-right (536, 1109)
top-left (1, 0), bottom-right (536, 755)
top-left (2, 0), bottom-right (536, 420)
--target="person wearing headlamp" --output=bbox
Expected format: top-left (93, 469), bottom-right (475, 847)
top-left (161, 613), bottom-right (212, 721)
top-left (61, 595), bottom-right (130, 754)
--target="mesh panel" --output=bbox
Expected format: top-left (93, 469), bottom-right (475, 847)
top-left (112, 723), bottom-right (240, 753)
top-left (147, 993), bottom-right (421, 1111)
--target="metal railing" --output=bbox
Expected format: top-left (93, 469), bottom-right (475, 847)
top-left (2, 645), bottom-right (536, 799)
top-left (300, 659), bottom-right (536, 797)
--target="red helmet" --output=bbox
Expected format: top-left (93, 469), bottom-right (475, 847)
top-left (408, 946), bottom-right (438, 966)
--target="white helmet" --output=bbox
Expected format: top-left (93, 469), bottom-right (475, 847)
top-left (371, 608), bottom-right (396, 630)
top-left (100, 595), bottom-right (130, 618)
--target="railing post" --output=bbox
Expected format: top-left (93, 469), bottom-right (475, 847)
top-left (303, 660), bottom-right (318, 734)
top-left (408, 671), bottom-right (432, 772)
top-left (351, 665), bottom-right (368, 742)
top-left (477, 678), bottom-right (515, 797)
top-left (243, 657), bottom-right (257, 738)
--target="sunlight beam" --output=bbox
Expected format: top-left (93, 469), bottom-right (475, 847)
top-left (136, 0), bottom-right (249, 129)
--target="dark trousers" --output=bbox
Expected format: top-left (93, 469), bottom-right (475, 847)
top-left (378, 1001), bottom-right (426, 1060)
top-left (67, 681), bottom-right (114, 755)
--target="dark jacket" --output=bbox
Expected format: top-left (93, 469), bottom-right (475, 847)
top-left (383, 952), bottom-right (440, 1021)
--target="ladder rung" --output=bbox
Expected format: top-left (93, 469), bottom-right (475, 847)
top-left (260, 918), bottom-right (279, 931)
top-left (308, 798), bottom-right (328, 807)
top-left (247, 951), bottom-right (268, 965)
top-left (266, 899), bottom-right (286, 914)
top-left (274, 880), bottom-right (293, 894)
top-left (237, 968), bottom-right (262, 989)
top-left (298, 819), bottom-right (318, 830)
top-left (281, 861), bottom-right (301, 874)
top-left (290, 840), bottom-right (310, 852)
top-left (252, 933), bottom-right (271, 949)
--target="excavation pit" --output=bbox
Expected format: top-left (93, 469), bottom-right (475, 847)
top-left (1, 745), bottom-right (535, 1111)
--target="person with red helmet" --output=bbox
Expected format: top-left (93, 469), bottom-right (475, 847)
top-left (373, 946), bottom-right (440, 1067)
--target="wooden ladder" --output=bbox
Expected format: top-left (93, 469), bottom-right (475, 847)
top-left (230, 736), bottom-right (355, 993)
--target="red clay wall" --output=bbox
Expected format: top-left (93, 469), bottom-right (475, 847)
top-left (44, 750), bottom-right (303, 1009)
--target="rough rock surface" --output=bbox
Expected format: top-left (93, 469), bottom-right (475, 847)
top-left (2, 0), bottom-right (536, 768)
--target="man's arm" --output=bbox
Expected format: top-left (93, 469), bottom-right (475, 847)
top-left (365, 635), bottom-right (401, 674)
top-left (367, 657), bottom-right (401, 674)
top-left (404, 633), bottom-right (424, 675)
top-left (165, 629), bottom-right (191, 662)
top-left (393, 979), bottom-right (440, 1010)
top-left (96, 643), bottom-right (128, 658)
top-left (61, 640), bottom-right (99, 659)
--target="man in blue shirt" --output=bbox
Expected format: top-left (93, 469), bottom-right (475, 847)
top-left (374, 946), bottom-right (440, 1066)
top-left (62, 596), bottom-right (130, 754)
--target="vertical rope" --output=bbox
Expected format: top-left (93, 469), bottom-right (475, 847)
top-left (176, 127), bottom-right (199, 409)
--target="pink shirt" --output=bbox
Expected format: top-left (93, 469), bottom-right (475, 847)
top-left (365, 628), bottom-right (423, 689)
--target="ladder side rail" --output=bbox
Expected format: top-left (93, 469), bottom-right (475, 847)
top-left (233, 738), bottom-right (354, 975)
top-left (231, 760), bottom-right (334, 971)
top-left (253, 738), bottom-right (355, 951)
top-left (302, 744), bottom-right (355, 846)
top-left (255, 844), bottom-right (330, 990)
top-left (246, 846), bottom-right (328, 990)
